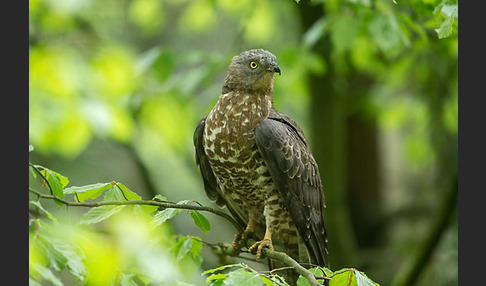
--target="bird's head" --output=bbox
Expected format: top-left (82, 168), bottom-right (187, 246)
top-left (223, 49), bottom-right (281, 94)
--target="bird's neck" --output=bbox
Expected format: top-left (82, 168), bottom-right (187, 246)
top-left (222, 75), bottom-right (276, 96)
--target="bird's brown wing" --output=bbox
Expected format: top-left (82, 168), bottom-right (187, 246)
top-left (254, 111), bottom-right (328, 267)
top-left (193, 116), bottom-right (247, 230)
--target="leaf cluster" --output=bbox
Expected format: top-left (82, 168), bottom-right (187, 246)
top-left (29, 162), bottom-right (210, 285)
top-left (29, 158), bottom-right (380, 286)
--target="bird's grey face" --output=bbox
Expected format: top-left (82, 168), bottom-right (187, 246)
top-left (227, 49), bottom-right (281, 92)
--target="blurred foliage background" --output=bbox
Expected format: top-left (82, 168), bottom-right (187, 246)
top-left (29, 0), bottom-right (458, 285)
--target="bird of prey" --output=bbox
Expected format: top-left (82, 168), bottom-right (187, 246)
top-left (194, 49), bottom-right (328, 284)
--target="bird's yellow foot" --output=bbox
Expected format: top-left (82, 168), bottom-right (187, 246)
top-left (232, 233), bottom-right (242, 249)
top-left (233, 218), bottom-right (257, 249)
top-left (232, 229), bottom-right (255, 249)
top-left (248, 238), bottom-right (274, 260)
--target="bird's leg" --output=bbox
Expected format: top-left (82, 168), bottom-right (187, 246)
top-left (232, 218), bottom-right (257, 249)
top-left (248, 228), bottom-right (274, 260)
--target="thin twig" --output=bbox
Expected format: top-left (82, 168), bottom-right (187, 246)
top-left (28, 188), bottom-right (244, 234)
top-left (29, 163), bottom-right (54, 196)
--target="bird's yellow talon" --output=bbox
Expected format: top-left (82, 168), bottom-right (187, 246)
top-left (248, 239), bottom-right (274, 260)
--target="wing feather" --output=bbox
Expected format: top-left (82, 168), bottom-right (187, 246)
top-left (254, 111), bottom-right (329, 267)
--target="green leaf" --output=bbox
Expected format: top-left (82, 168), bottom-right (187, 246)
top-left (103, 186), bottom-right (127, 201)
top-left (118, 273), bottom-right (139, 286)
top-left (298, 267), bottom-right (328, 286)
top-left (173, 236), bottom-right (203, 266)
top-left (30, 165), bottom-right (37, 179)
top-left (190, 210), bottom-right (211, 234)
top-left (368, 12), bottom-right (409, 56)
top-left (29, 144), bottom-right (34, 152)
top-left (330, 269), bottom-right (357, 286)
top-left (31, 263), bottom-right (64, 286)
top-left (190, 238), bottom-right (202, 259)
top-left (203, 263), bottom-right (244, 275)
top-left (223, 268), bottom-right (264, 286)
top-left (34, 165), bottom-right (69, 200)
top-left (354, 270), bottom-right (379, 286)
top-left (262, 275), bottom-right (284, 286)
top-left (153, 194), bottom-right (168, 201)
top-left (435, 15), bottom-right (454, 39)
top-left (152, 208), bottom-right (183, 227)
top-left (64, 183), bottom-right (112, 202)
top-left (29, 201), bottom-right (58, 224)
top-left (45, 236), bottom-right (87, 280)
top-left (206, 273), bottom-right (228, 284)
top-left (174, 236), bottom-right (198, 262)
top-left (80, 205), bottom-right (125, 224)
top-left (115, 183), bottom-right (143, 200)
top-left (322, 267), bottom-right (334, 277)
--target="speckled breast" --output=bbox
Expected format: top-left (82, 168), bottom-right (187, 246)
top-left (202, 92), bottom-right (275, 217)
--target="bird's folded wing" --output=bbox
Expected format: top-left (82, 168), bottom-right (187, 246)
top-left (254, 112), bottom-right (328, 267)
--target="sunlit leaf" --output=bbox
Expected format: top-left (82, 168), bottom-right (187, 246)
top-left (33, 165), bottom-right (69, 200)
top-left (330, 268), bottom-right (357, 286)
top-left (104, 183), bottom-right (142, 201)
top-left (64, 183), bottom-right (112, 202)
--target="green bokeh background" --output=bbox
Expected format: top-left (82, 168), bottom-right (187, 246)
top-left (29, 0), bottom-right (458, 285)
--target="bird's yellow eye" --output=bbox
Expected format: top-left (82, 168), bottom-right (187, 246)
top-left (249, 61), bottom-right (258, 69)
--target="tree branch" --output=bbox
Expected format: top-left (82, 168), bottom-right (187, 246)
top-left (236, 238), bottom-right (328, 286)
top-left (28, 188), bottom-right (243, 234)
top-left (261, 247), bottom-right (328, 286)
top-left (29, 187), bottom-right (327, 285)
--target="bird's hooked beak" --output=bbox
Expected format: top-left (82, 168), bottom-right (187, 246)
top-left (270, 61), bottom-right (281, 76)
